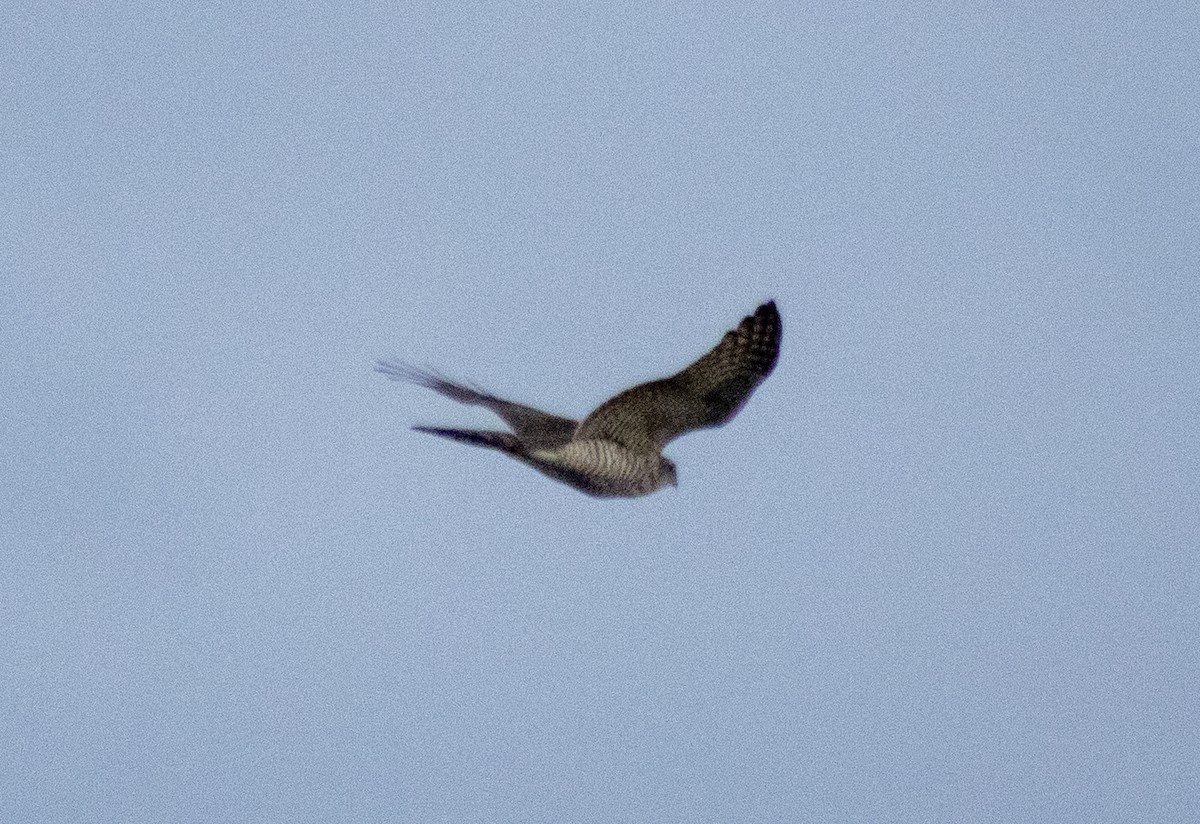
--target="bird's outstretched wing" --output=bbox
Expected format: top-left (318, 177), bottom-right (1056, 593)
top-left (572, 301), bottom-right (781, 452)
top-left (375, 361), bottom-right (578, 449)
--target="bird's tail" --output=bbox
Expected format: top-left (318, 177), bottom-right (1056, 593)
top-left (412, 426), bottom-right (523, 456)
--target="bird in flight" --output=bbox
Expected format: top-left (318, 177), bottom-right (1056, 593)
top-left (376, 301), bottom-right (781, 497)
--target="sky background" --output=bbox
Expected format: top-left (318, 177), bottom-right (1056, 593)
top-left (4, 2), bottom-right (1198, 822)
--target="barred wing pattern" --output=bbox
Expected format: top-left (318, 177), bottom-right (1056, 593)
top-left (573, 301), bottom-right (781, 453)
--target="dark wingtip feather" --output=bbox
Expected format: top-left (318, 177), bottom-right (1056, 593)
top-left (411, 426), bottom-right (521, 454)
top-left (375, 360), bottom-right (443, 387)
top-left (755, 300), bottom-right (780, 328)
top-left (746, 300), bottom-right (781, 377)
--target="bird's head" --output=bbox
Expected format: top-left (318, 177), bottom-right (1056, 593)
top-left (659, 457), bottom-right (678, 490)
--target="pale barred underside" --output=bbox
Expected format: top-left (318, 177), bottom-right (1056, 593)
top-left (376, 301), bottom-right (781, 497)
top-left (527, 440), bottom-right (668, 498)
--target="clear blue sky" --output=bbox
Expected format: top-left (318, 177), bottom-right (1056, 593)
top-left (4, 2), bottom-right (1197, 822)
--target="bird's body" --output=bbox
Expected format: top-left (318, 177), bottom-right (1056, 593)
top-left (377, 301), bottom-right (781, 497)
top-left (527, 440), bottom-right (673, 498)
